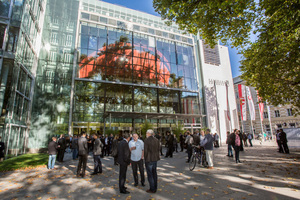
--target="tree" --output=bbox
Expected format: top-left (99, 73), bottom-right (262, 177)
top-left (141, 120), bottom-right (153, 137)
top-left (153, 0), bottom-right (300, 114)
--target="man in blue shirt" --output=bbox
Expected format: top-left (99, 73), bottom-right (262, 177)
top-left (129, 133), bottom-right (145, 187)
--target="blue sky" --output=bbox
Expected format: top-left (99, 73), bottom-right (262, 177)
top-left (102, 0), bottom-right (242, 78)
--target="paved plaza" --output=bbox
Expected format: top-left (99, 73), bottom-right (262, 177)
top-left (0, 140), bottom-right (299, 200)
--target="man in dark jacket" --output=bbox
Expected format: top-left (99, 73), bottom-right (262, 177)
top-left (279, 129), bottom-right (289, 154)
top-left (91, 134), bottom-right (104, 175)
top-left (165, 131), bottom-right (174, 158)
top-left (77, 132), bottom-right (88, 178)
top-left (57, 134), bottom-right (66, 162)
top-left (0, 136), bottom-right (5, 162)
top-left (72, 135), bottom-right (79, 160)
top-left (48, 137), bottom-right (58, 169)
top-left (144, 129), bottom-right (160, 193)
top-left (117, 132), bottom-right (131, 194)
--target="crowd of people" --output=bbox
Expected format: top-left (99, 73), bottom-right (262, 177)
top-left (47, 127), bottom-right (290, 195)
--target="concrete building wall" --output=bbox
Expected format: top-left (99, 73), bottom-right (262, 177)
top-left (199, 40), bottom-right (239, 142)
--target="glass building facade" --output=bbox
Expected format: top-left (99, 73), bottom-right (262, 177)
top-left (0, 0), bottom-right (206, 154)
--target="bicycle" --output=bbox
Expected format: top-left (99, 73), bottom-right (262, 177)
top-left (189, 146), bottom-right (208, 171)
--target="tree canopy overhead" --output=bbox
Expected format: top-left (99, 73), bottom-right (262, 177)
top-left (153, 0), bottom-right (300, 113)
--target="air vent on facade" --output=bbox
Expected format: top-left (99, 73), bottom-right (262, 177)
top-left (203, 43), bottom-right (221, 66)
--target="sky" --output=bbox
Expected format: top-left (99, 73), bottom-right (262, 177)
top-left (101, 0), bottom-right (242, 78)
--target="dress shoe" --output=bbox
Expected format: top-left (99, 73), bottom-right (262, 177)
top-left (91, 172), bottom-right (98, 175)
top-left (141, 183), bottom-right (145, 187)
top-left (120, 190), bottom-right (130, 194)
top-left (207, 166), bottom-right (214, 169)
top-left (146, 189), bottom-right (156, 193)
top-left (238, 160), bottom-right (242, 163)
top-left (134, 183), bottom-right (138, 187)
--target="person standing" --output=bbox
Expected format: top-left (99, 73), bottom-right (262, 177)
top-left (48, 137), bottom-right (58, 169)
top-left (129, 133), bottom-right (145, 187)
top-left (111, 135), bottom-right (119, 165)
top-left (165, 131), bottom-right (174, 158)
top-left (173, 133), bottom-right (178, 153)
top-left (77, 132), bottom-right (88, 178)
top-left (200, 129), bottom-right (214, 169)
top-left (231, 129), bottom-right (242, 163)
top-left (213, 133), bottom-right (220, 148)
top-left (239, 131), bottom-right (244, 151)
top-left (144, 129), bottom-right (160, 193)
top-left (57, 134), bottom-right (66, 162)
top-left (154, 132), bottom-right (163, 156)
top-left (226, 131), bottom-right (233, 157)
top-left (117, 132), bottom-right (131, 194)
top-left (0, 136), bottom-right (5, 162)
top-left (179, 132), bottom-right (185, 152)
top-left (185, 131), bottom-right (193, 163)
top-left (71, 135), bottom-right (79, 160)
top-left (91, 134), bottom-right (103, 175)
top-left (279, 129), bottom-right (289, 154)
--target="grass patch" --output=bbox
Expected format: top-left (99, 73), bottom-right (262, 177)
top-left (0, 153), bottom-right (48, 172)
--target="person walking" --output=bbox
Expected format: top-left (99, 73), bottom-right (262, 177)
top-left (231, 129), bottom-right (242, 163)
top-left (279, 129), bottom-right (289, 154)
top-left (247, 132), bottom-right (253, 147)
top-left (48, 137), bottom-right (58, 169)
top-left (71, 135), bottom-right (79, 160)
top-left (226, 131), bottom-right (233, 157)
top-left (0, 136), bottom-right (5, 162)
top-left (144, 129), bottom-right (160, 193)
top-left (129, 133), bottom-right (145, 187)
top-left (91, 134), bottom-right (103, 175)
top-left (77, 132), bottom-right (88, 178)
top-left (117, 132), bottom-right (131, 194)
top-left (57, 134), bottom-right (66, 162)
top-left (200, 129), bottom-right (214, 169)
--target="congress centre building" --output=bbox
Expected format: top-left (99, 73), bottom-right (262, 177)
top-left (0, 0), bottom-right (238, 154)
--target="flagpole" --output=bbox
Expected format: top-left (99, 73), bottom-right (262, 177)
top-left (267, 103), bottom-right (273, 140)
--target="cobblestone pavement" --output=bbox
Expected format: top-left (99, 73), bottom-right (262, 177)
top-left (0, 140), bottom-right (299, 200)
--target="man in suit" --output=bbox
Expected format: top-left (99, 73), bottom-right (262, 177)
top-left (77, 132), bottom-right (88, 178)
top-left (144, 129), bottom-right (160, 193)
top-left (117, 132), bottom-right (131, 194)
top-left (48, 137), bottom-right (58, 169)
top-left (279, 129), bottom-right (289, 154)
top-left (0, 136), bottom-right (5, 162)
top-left (91, 134), bottom-right (103, 175)
top-left (57, 134), bottom-right (66, 162)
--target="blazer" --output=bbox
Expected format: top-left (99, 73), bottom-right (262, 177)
top-left (117, 139), bottom-right (131, 165)
top-left (78, 136), bottom-right (88, 156)
top-left (58, 137), bottom-right (66, 149)
top-left (48, 141), bottom-right (58, 155)
top-left (93, 138), bottom-right (103, 156)
top-left (144, 136), bottom-right (160, 163)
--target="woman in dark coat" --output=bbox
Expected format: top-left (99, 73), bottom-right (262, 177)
top-left (111, 135), bottom-right (119, 165)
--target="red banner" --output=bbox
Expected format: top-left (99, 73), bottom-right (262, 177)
top-left (238, 84), bottom-right (247, 121)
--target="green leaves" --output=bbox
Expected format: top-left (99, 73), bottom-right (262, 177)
top-left (154, 0), bottom-right (300, 113)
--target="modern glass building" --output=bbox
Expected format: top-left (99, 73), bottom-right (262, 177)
top-left (0, 0), bottom-right (219, 154)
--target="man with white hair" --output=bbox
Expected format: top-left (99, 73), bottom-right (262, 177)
top-left (144, 129), bottom-right (160, 193)
top-left (129, 133), bottom-right (145, 187)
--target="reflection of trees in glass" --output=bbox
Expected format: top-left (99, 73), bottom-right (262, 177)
top-left (134, 87), bottom-right (157, 113)
top-left (79, 33), bottom-right (171, 86)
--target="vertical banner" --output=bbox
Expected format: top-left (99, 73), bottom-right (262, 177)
top-left (257, 91), bottom-right (264, 122)
top-left (225, 83), bottom-right (231, 121)
top-left (246, 86), bottom-right (256, 121)
top-left (238, 84), bottom-right (247, 121)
